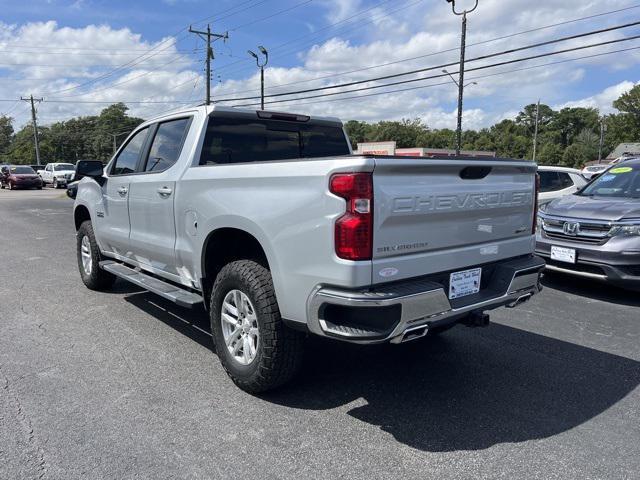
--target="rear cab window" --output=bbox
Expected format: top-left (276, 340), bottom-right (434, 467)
top-left (199, 115), bottom-right (350, 165)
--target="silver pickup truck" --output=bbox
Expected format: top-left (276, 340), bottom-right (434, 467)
top-left (72, 105), bottom-right (544, 392)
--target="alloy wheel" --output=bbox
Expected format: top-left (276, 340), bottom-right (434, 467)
top-left (80, 235), bottom-right (92, 275)
top-left (220, 289), bottom-right (260, 366)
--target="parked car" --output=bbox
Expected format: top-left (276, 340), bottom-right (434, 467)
top-left (0, 165), bottom-right (43, 190)
top-left (582, 164), bottom-right (609, 180)
top-left (536, 159), bottom-right (640, 290)
top-left (72, 105), bottom-right (543, 392)
top-left (537, 166), bottom-right (587, 206)
top-left (41, 162), bottom-right (76, 188)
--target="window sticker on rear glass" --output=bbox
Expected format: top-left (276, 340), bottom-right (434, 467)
top-left (609, 167), bottom-right (633, 174)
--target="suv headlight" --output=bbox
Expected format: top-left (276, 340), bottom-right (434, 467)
top-left (609, 224), bottom-right (640, 236)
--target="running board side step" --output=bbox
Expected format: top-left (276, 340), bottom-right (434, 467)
top-left (100, 260), bottom-right (204, 308)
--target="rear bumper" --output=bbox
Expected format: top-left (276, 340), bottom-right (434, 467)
top-left (535, 236), bottom-right (640, 289)
top-left (306, 255), bottom-right (545, 344)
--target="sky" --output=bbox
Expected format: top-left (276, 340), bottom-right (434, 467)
top-left (0, 0), bottom-right (639, 130)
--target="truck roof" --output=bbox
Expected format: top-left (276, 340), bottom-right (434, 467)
top-left (143, 104), bottom-right (343, 127)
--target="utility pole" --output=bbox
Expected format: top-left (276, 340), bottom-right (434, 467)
top-left (20, 94), bottom-right (43, 165)
top-left (532, 99), bottom-right (540, 162)
top-left (446, 0), bottom-right (479, 156)
top-left (189, 24), bottom-right (228, 105)
top-left (248, 46), bottom-right (269, 110)
top-left (598, 117), bottom-right (607, 163)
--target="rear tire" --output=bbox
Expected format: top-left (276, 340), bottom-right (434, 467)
top-left (76, 220), bottom-right (116, 291)
top-left (210, 260), bottom-right (304, 393)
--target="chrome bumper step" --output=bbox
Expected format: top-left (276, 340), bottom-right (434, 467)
top-left (100, 261), bottom-right (203, 308)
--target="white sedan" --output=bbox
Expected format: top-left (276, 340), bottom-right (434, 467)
top-left (537, 166), bottom-right (587, 206)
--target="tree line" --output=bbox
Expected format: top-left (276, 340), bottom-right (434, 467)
top-left (2, 85), bottom-right (640, 167)
top-left (0, 103), bottom-right (143, 165)
top-left (345, 84), bottom-right (640, 167)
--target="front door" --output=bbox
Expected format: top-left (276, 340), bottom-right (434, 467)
top-left (128, 117), bottom-right (191, 277)
top-left (95, 127), bottom-right (150, 256)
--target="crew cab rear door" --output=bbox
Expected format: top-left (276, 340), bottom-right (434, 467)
top-left (371, 157), bottom-right (537, 283)
top-left (128, 117), bottom-right (192, 276)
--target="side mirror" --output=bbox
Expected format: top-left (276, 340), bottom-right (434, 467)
top-left (75, 160), bottom-right (104, 182)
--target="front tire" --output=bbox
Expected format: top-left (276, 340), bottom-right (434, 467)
top-left (210, 260), bottom-right (304, 393)
top-left (76, 220), bottom-right (116, 290)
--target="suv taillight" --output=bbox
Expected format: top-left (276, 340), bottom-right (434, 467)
top-left (330, 173), bottom-right (373, 261)
top-left (532, 173), bottom-right (540, 234)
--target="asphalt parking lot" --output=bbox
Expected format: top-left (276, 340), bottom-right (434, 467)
top-left (1, 189), bottom-right (639, 480)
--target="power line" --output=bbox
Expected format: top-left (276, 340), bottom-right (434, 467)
top-left (39, 34), bottom-right (191, 96)
top-left (228, 0), bottom-right (315, 32)
top-left (49, 55), bottom-right (195, 99)
top-left (212, 20), bottom-right (640, 104)
top-left (231, 44), bottom-right (640, 110)
top-left (35, 1), bottom-right (264, 97)
top-left (217, 0), bottom-right (425, 79)
top-left (212, 0), bottom-right (397, 72)
top-left (229, 34), bottom-right (640, 107)
top-left (214, 3), bottom-right (640, 97)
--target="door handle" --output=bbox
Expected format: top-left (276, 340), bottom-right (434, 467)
top-left (157, 186), bottom-right (173, 197)
top-left (117, 186), bottom-right (128, 196)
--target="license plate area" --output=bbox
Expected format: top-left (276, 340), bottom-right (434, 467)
top-left (550, 245), bottom-right (576, 264)
top-left (449, 267), bottom-right (482, 300)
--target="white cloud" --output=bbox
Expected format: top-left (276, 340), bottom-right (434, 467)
top-left (556, 81), bottom-right (637, 113)
top-left (3, 0), bottom-right (640, 131)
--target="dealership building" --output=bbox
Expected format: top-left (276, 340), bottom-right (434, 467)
top-left (354, 141), bottom-right (496, 158)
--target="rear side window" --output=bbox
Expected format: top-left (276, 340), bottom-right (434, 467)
top-left (559, 172), bottom-right (574, 188)
top-left (199, 117), bottom-right (350, 165)
top-left (539, 171), bottom-right (573, 192)
top-left (144, 118), bottom-right (191, 172)
top-left (111, 127), bottom-right (148, 175)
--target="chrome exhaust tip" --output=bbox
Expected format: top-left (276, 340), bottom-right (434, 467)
top-left (397, 326), bottom-right (429, 343)
top-left (506, 292), bottom-right (533, 308)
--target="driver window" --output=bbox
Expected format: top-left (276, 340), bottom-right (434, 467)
top-left (111, 127), bottom-right (149, 175)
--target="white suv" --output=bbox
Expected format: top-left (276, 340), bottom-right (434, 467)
top-left (537, 166), bottom-right (587, 206)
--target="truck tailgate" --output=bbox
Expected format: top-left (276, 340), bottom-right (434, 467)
top-left (371, 157), bottom-right (537, 283)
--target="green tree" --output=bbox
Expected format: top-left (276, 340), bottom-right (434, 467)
top-left (344, 120), bottom-right (372, 149)
top-left (550, 107), bottom-right (599, 147)
top-left (561, 143), bottom-right (593, 168)
top-left (0, 115), bottom-right (14, 162)
top-left (612, 83), bottom-right (640, 117)
top-left (369, 118), bottom-right (428, 148)
top-left (515, 103), bottom-right (556, 131)
top-left (537, 143), bottom-right (564, 165)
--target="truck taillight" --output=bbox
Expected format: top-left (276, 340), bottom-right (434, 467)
top-left (330, 173), bottom-right (373, 261)
top-left (532, 173), bottom-right (540, 234)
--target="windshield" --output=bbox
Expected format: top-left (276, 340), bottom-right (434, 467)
top-left (579, 165), bottom-right (640, 198)
top-left (11, 166), bottom-right (35, 174)
top-left (54, 164), bottom-right (75, 171)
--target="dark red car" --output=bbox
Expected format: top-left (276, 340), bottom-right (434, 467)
top-left (0, 165), bottom-right (43, 190)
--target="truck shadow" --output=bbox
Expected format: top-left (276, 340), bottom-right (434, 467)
top-left (541, 271), bottom-right (640, 307)
top-left (123, 292), bottom-right (640, 453)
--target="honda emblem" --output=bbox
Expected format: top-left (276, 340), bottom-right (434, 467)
top-left (563, 222), bottom-right (581, 236)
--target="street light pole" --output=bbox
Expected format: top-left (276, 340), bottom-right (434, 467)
top-left (446, 0), bottom-right (479, 156)
top-left (248, 46), bottom-right (269, 110)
